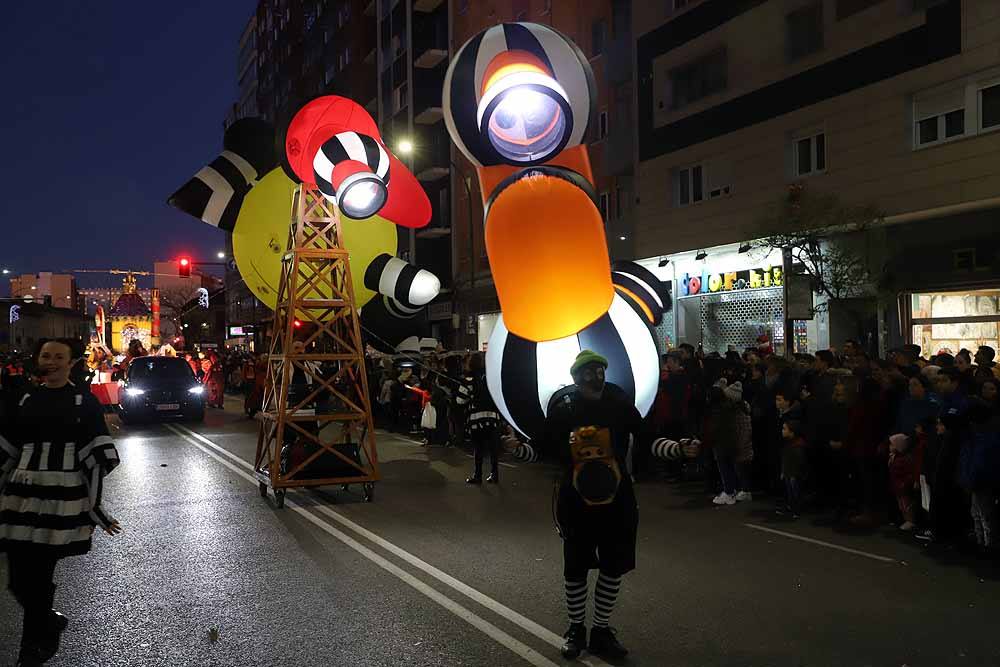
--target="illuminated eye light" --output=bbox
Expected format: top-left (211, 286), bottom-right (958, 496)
top-left (477, 71), bottom-right (572, 164)
top-left (321, 171), bottom-right (388, 220)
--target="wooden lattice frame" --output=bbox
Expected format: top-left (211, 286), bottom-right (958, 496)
top-left (254, 185), bottom-right (379, 498)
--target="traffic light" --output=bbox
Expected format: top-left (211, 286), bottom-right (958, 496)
top-left (293, 319), bottom-right (302, 329)
top-left (178, 256), bottom-right (191, 277)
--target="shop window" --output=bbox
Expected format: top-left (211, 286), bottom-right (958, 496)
top-left (910, 290), bottom-right (1000, 356)
top-left (980, 84), bottom-right (1000, 131)
top-left (667, 48), bottom-right (727, 111)
top-left (836, 0), bottom-right (881, 21)
top-left (794, 131), bottom-right (826, 177)
top-left (786, 3), bottom-right (824, 63)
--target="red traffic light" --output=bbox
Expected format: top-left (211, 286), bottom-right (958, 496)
top-left (293, 319), bottom-right (302, 328)
top-left (178, 256), bottom-right (191, 277)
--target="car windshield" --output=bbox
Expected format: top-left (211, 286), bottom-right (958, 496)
top-left (128, 357), bottom-right (195, 382)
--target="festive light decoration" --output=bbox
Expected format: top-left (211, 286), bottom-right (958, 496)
top-left (168, 99), bottom-right (439, 330)
top-left (9, 305), bottom-right (19, 325)
top-left (196, 288), bottom-right (209, 309)
top-left (444, 23), bottom-right (666, 440)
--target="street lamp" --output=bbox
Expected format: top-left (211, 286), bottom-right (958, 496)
top-left (397, 139), bottom-right (414, 155)
top-left (1, 269), bottom-right (10, 275)
top-left (217, 251), bottom-right (225, 259)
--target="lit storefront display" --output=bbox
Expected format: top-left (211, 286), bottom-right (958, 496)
top-left (638, 243), bottom-right (823, 356)
top-left (907, 289), bottom-right (1000, 354)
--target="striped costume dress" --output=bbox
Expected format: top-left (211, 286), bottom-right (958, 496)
top-left (0, 384), bottom-right (120, 558)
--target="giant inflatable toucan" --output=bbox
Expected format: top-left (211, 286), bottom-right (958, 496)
top-left (443, 23), bottom-right (670, 441)
top-left (168, 96), bottom-right (441, 329)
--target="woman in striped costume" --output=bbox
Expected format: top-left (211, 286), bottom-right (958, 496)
top-left (0, 339), bottom-right (122, 666)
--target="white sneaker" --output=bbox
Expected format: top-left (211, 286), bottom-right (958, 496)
top-left (735, 491), bottom-right (752, 502)
top-left (712, 492), bottom-right (736, 506)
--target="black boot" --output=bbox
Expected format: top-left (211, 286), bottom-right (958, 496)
top-left (588, 626), bottom-right (629, 659)
top-left (16, 644), bottom-right (45, 667)
top-left (38, 611), bottom-right (69, 661)
top-left (486, 473), bottom-right (499, 484)
top-left (466, 476), bottom-right (482, 485)
top-left (560, 623), bottom-right (587, 659)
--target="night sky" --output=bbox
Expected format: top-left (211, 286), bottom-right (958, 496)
top-left (0, 2), bottom-right (256, 291)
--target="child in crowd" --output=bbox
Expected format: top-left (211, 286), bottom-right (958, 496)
top-left (888, 433), bottom-right (920, 531)
top-left (778, 419), bottom-right (806, 519)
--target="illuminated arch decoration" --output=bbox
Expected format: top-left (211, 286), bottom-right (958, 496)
top-left (167, 97), bottom-right (439, 335)
top-left (444, 23), bottom-right (667, 440)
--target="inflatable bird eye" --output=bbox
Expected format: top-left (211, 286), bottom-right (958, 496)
top-left (313, 131), bottom-right (390, 220)
top-left (444, 22), bottom-right (596, 168)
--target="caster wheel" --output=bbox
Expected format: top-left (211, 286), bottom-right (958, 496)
top-left (259, 482), bottom-right (268, 498)
top-left (362, 483), bottom-right (375, 503)
top-left (275, 490), bottom-right (285, 509)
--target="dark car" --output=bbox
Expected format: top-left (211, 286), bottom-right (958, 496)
top-left (119, 356), bottom-right (205, 424)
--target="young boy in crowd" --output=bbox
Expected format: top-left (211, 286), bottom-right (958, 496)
top-left (778, 420), bottom-right (807, 519)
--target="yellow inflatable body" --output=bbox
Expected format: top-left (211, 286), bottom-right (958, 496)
top-left (232, 169), bottom-right (398, 312)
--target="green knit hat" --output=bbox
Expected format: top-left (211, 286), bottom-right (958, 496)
top-left (571, 349), bottom-right (608, 376)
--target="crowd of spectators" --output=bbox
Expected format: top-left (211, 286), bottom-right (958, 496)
top-left (647, 340), bottom-right (1000, 554)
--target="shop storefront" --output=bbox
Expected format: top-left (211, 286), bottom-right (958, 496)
top-left (637, 242), bottom-right (825, 356)
top-left (903, 289), bottom-right (1000, 355)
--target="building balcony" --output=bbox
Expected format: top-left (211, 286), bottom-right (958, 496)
top-left (413, 12), bottom-right (447, 69)
top-left (413, 68), bottom-right (444, 124)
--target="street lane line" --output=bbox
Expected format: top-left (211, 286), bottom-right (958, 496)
top-left (165, 424), bottom-right (561, 667)
top-left (172, 424), bottom-right (612, 667)
top-left (744, 523), bottom-right (899, 564)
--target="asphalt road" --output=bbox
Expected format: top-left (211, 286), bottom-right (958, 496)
top-left (3, 398), bottom-right (999, 667)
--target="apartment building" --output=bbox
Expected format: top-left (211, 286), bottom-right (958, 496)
top-left (630, 0), bottom-right (1000, 354)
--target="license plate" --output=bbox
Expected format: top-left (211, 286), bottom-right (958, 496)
top-left (155, 403), bottom-right (180, 411)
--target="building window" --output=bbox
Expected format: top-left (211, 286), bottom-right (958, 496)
top-left (675, 164), bottom-right (704, 206)
top-left (914, 108), bottom-right (964, 147)
top-left (598, 110), bottom-right (608, 140)
top-left (786, 3), bottom-right (824, 62)
top-left (836, 0), bottom-right (881, 20)
top-left (591, 20), bottom-right (607, 57)
top-left (599, 192), bottom-right (609, 220)
top-left (668, 49), bottom-right (727, 111)
top-left (794, 131), bottom-right (826, 177)
top-left (980, 84), bottom-right (1000, 131)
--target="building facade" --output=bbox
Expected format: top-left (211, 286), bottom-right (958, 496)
top-left (9, 272), bottom-right (80, 312)
top-left (0, 300), bottom-right (90, 354)
top-left (376, 0), bottom-right (455, 343)
top-left (628, 0), bottom-right (1000, 355)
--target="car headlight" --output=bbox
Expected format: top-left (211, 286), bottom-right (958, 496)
top-left (188, 386), bottom-right (205, 395)
top-left (125, 387), bottom-right (145, 397)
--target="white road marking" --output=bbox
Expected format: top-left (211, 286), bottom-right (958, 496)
top-left (165, 424), bottom-right (560, 667)
top-left (744, 523), bottom-right (899, 564)
top-left (168, 424), bottom-right (610, 667)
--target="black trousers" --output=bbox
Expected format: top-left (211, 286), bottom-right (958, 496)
top-left (6, 547), bottom-right (59, 646)
top-left (472, 429), bottom-right (500, 479)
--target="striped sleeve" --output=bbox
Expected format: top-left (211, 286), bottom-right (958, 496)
top-left (78, 434), bottom-right (120, 530)
top-left (0, 434), bottom-right (17, 494)
top-left (456, 379), bottom-right (473, 406)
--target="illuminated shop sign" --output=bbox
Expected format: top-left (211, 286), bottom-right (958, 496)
top-left (679, 266), bottom-right (783, 297)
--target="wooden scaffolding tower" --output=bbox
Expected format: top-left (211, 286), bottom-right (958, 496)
top-left (254, 184), bottom-right (379, 508)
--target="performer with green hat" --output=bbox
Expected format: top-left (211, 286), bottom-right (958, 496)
top-left (539, 349), bottom-right (644, 660)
